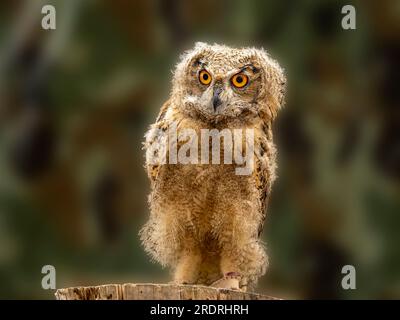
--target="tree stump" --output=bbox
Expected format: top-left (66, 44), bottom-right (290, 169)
top-left (55, 283), bottom-right (280, 300)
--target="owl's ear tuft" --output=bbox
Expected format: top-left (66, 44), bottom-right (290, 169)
top-left (177, 42), bottom-right (208, 68)
top-left (254, 48), bottom-right (286, 121)
top-left (194, 42), bottom-right (208, 50)
top-left (172, 43), bottom-right (208, 90)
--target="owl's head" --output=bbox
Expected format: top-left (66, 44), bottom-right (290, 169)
top-left (171, 42), bottom-right (286, 124)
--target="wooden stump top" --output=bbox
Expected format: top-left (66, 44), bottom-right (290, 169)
top-left (55, 283), bottom-right (280, 300)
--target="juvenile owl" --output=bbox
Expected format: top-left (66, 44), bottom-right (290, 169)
top-left (140, 42), bottom-right (286, 291)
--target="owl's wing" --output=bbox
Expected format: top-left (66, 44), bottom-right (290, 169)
top-left (253, 125), bottom-right (276, 237)
top-left (144, 100), bottom-right (171, 183)
top-left (254, 154), bottom-right (269, 237)
top-left (155, 99), bottom-right (170, 123)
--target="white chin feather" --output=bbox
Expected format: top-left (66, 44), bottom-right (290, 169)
top-left (184, 95), bottom-right (199, 104)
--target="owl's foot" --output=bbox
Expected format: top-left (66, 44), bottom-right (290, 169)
top-left (210, 272), bottom-right (242, 291)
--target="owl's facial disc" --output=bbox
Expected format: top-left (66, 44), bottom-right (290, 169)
top-left (179, 53), bottom-right (264, 122)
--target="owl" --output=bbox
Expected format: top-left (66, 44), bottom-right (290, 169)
top-left (140, 42), bottom-right (286, 291)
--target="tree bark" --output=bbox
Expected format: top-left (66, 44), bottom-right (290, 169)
top-left (55, 283), bottom-right (279, 300)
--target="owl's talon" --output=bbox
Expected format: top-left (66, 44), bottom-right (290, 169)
top-left (225, 272), bottom-right (241, 279)
top-left (171, 278), bottom-right (197, 285)
top-left (210, 272), bottom-right (242, 290)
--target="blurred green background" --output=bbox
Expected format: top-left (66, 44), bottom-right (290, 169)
top-left (0, 0), bottom-right (399, 299)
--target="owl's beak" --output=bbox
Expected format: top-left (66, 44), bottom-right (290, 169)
top-left (212, 87), bottom-right (223, 111)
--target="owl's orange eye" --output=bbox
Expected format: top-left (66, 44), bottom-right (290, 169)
top-left (231, 73), bottom-right (248, 88)
top-left (199, 70), bottom-right (212, 85)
